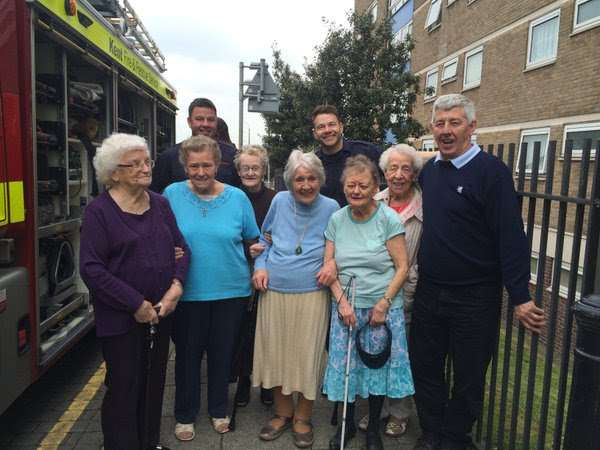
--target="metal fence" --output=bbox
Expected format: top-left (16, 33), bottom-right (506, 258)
top-left (473, 139), bottom-right (600, 450)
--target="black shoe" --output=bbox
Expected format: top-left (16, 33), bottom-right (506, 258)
top-left (328, 424), bottom-right (357, 450)
top-left (235, 376), bottom-right (251, 407)
top-left (414, 432), bottom-right (441, 450)
top-left (366, 431), bottom-right (384, 450)
top-left (260, 387), bottom-right (273, 406)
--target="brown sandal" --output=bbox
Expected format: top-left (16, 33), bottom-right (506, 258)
top-left (384, 416), bottom-right (408, 437)
top-left (292, 418), bottom-right (314, 448)
top-left (259, 415), bottom-right (293, 441)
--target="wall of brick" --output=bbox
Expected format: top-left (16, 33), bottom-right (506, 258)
top-left (412, 0), bottom-right (600, 131)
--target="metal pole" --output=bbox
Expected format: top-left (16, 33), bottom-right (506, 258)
top-left (238, 62), bottom-right (244, 149)
top-left (564, 294), bottom-right (600, 450)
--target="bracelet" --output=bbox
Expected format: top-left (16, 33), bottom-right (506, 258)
top-left (382, 295), bottom-right (392, 307)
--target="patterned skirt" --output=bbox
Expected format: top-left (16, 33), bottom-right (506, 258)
top-left (323, 303), bottom-right (415, 402)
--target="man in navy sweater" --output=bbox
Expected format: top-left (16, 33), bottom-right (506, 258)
top-left (312, 105), bottom-right (382, 206)
top-left (411, 94), bottom-right (545, 450)
top-left (150, 98), bottom-right (240, 193)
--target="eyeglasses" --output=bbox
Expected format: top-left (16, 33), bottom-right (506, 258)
top-left (117, 159), bottom-right (155, 170)
top-left (239, 165), bottom-right (262, 174)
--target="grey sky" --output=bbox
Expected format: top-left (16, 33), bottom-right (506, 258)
top-left (130, 0), bottom-right (353, 146)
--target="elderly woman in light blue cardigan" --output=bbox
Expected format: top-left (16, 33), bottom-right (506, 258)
top-left (252, 149), bottom-right (339, 448)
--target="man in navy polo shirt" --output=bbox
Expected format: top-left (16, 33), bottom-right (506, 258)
top-left (312, 105), bottom-right (382, 206)
top-left (150, 98), bottom-right (240, 193)
top-left (411, 94), bottom-right (545, 450)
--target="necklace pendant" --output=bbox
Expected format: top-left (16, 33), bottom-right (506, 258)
top-left (295, 245), bottom-right (303, 255)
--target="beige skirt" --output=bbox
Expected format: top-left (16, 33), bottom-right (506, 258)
top-left (252, 289), bottom-right (329, 400)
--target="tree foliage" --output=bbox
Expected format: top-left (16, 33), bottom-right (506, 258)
top-left (262, 12), bottom-right (424, 170)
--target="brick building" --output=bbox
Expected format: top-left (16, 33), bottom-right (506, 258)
top-left (355, 0), bottom-right (600, 349)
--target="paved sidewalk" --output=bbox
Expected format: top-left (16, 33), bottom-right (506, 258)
top-left (0, 333), bottom-right (418, 449)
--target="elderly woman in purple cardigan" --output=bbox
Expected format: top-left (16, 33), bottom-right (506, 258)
top-left (80, 133), bottom-right (190, 450)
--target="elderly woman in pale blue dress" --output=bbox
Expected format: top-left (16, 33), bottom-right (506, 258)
top-left (322, 155), bottom-right (414, 450)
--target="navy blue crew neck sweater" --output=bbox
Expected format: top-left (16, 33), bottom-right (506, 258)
top-left (418, 150), bottom-right (530, 305)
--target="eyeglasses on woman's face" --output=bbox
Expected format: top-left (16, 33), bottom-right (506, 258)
top-left (117, 159), bottom-right (155, 170)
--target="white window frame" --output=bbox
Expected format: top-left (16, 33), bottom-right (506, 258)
top-left (517, 127), bottom-right (550, 174)
top-left (549, 260), bottom-right (583, 300)
top-left (422, 139), bottom-right (435, 152)
top-left (389, 0), bottom-right (409, 16)
top-left (573, 0), bottom-right (600, 33)
top-left (393, 20), bottom-right (413, 44)
top-left (463, 46), bottom-right (483, 90)
top-left (424, 69), bottom-right (438, 101)
top-left (526, 9), bottom-right (560, 69)
top-left (441, 57), bottom-right (458, 83)
top-left (368, 0), bottom-right (378, 23)
top-left (561, 122), bottom-right (600, 159)
top-left (425, 0), bottom-right (442, 30)
top-left (530, 252), bottom-right (539, 284)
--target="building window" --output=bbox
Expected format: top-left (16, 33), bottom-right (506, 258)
top-left (463, 46), bottom-right (483, 90)
top-left (471, 134), bottom-right (478, 145)
top-left (422, 139), bottom-right (435, 151)
top-left (368, 0), bottom-right (378, 23)
top-left (425, 0), bottom-right (442, 30)
top-left (425, 69), bottom-right (438, 100)
top-left (527, 10), bottom-right (560, 68)
top-left (441, 57), bottom-right (458, 82)
top-left (393, 21), bottom-right (413, 43)
top-left (574, 0), bottom-right (600, 31)
top-left (518, 128), bottom-right (550, 174)
top-left (553, 262), bottom-right (583, 300)
top-left (389, 0), bottom-right (409, 16)
top-left (530, 253), bottom-right (539, 284)
top-left (562, 122), bottom-right (600, 159)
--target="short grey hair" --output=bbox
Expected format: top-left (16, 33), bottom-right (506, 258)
top-left (379, 144), bottom-right (423, 176)
top-left (94, 133), bottom-right (148, 187)
top-left (283, 149), bottom-right (325, 190)
top-left (179, 135), bottom-right (221, 167)
top-left (431, 94), bottom-right (476, 123)
top-left (234, 145), bottom-right (269, 171)
top-left (341, 154), bottom-right (380, 187)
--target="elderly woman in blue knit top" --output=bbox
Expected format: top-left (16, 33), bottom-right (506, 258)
top-left (252, 149), bottom-right (339, 448)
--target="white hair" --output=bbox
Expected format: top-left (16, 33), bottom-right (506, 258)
top-left (431, 94), bottom-right (476, 123)
top-left (234, 145), bottom-right (269, 171)
top-left (283, 149), bottom-right (325, 190)
top-left (93, 133), bottom-right (148, 187)
top-left (379, 143), bottom-right (423, 175)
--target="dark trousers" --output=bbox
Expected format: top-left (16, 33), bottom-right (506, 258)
top-left (101, 315), bottom-right (173, 450)
top-left (232, 292), bottom-right (258, 378)
top-left (410, 279), bottom-right (501, 446)
top-left (173, 298), bottom-right (246, 423)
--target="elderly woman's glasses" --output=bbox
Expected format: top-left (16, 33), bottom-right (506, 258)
top-left (239, 165), bottom-right (261, 174)
top-left (118, 159), bottom-right (155, 170)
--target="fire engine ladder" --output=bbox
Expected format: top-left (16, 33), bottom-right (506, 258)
top-left (104, 0), bottom-right (166, 73)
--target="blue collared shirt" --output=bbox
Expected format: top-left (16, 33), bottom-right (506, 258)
top-left (434, 144), bottom-right (481, 169)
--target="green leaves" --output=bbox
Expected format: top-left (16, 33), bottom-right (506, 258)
top-left (262, 12), bottom-right (424, 170)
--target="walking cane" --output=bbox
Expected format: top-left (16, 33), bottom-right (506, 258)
top-left (339, 276), bottom-right (356, 450)
top-left (141, 321), bottom-right (158, 449)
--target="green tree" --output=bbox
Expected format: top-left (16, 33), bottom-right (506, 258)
top-left (263, 12), bottom-right (424, 170)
